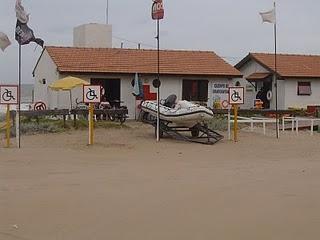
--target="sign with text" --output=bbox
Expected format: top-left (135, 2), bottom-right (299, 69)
top-left (152, 0), bottom-right (164, 20)
top-left (83, 85), bottom-right (101, 103)
top-left (228, 87), bottom-right (244, 105)
top-left (212, 83), bottom-right (229, 109)
top-left (0, 85), bottom-right (18, 105)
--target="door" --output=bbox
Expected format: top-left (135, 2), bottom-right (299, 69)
top-left (91, 78), bottom-right (121, 107)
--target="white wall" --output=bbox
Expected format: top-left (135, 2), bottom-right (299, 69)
top-left (33, 50), bottom-right (60, 109)
top-left (284, 79), bottom-right (320, 109)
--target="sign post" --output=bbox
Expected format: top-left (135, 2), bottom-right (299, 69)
top-left (228, 87), bottom-right (244, 142)
top-left (0, 85), bottom-right (19, 148)
top-left (83, 85), bottom-right (101, 146)
top-left (152, 0), bottom-right (164, 142)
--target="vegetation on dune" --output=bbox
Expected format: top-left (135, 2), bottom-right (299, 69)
top-left (2, 116), bottom-right (130, 137)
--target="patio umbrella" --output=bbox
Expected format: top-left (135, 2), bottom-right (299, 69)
top-left (49, 76), bottom-right (89, 109)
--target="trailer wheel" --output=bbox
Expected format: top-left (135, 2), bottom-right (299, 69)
top-left (191, 128), bottom-right (200, 138)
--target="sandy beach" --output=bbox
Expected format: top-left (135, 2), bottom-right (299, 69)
top-left (1, 122), bottom-right (320, 240)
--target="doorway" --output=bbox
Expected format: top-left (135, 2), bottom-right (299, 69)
top-left (91, 78), bottom-right (121, 107)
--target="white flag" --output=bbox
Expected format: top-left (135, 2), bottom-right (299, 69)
top-left (15, 0), bottom-right (29, 24)
top-left (0, 32), bottom-right (11, 51)
top-left (260, 8), bottom-right (276, 24)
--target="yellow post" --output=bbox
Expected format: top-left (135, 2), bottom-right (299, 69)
top-left (6, 105), bottom-right (10, 148)
top-left (233, 104), bottom-right (238, 142)
top-left (88, 103), bottom-right (94, 145)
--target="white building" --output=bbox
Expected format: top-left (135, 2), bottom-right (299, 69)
top-left (235, 53), bottom-right (320, 110)
top-left (32, 47), bottom-right (242, 119)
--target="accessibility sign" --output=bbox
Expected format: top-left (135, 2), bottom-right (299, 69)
top-left (83, 85), bottom-right (101, 104)
top-left (0, 85), bottom-right (18, 105)
top-left (228, 87), bottom-right (244, 105)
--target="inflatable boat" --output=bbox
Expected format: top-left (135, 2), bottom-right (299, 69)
top-left (141, 95), bottom-right (213, 127)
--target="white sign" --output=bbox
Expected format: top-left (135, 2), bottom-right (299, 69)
top-left (212, 83), bottom-right (229, 109)
top-left (0, 85), bottom-right (18, 105)
top-left (228, 87), bottom-right (244, 105)
top-left (83, 85), bottom-right (101, 103)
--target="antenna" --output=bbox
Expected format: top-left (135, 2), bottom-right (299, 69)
top-left (106, 0), bottom-right (109, 24)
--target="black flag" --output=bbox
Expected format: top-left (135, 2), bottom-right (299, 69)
top-left (15, 20), bottom-right (44, 47)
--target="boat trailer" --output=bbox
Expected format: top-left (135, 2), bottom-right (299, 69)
top-left (141, 114), bottom-right (224, 145)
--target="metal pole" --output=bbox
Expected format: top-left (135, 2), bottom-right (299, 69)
top-left (106, 0), bottom-right (109, 24)
top-left (156, 19), bottom-right (160, 142)
top-left (274, 1), bottom-right (279, 139)
top-left (18, 44), bottom-right (21, 148)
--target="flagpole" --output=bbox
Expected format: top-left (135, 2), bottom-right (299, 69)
top-left (18, 43), bottom-right (21, 148)
top-left (274, 1), bottom-right (279, 139)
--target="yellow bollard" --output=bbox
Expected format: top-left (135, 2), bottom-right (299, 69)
top-left (6, 105), bottom-right (10, 148)
top-left (88, 103), bottom-right (94, 145)
top-left (233, 104), bottom-right (239, 142)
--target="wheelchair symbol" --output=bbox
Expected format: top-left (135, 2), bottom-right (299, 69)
top-left (231, 90), bottom-right (242, 103)
top-left (86, 88), bottom-right (98, 101)
top-left (2, 88), bottom-right (15, 102)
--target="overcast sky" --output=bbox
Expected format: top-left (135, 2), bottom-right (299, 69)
top-left (1, 0), bottom-right (320, 84)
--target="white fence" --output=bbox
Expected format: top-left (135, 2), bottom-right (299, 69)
top-left (227, 113), bottom-right (320, 139)
top-left (282, 116), bottom-right (320, 136)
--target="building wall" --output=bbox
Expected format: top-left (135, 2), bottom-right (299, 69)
top-left (237, 60), bottom-right (270, 109)
top-left (33, 50), bottom-right (60, 109)
top-left (284, 79), bottom-right (320, 109)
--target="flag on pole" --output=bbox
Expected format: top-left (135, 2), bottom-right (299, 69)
top-left (0, 32), bottom-right (11, 51)
top-left (260, 8), bottom-right (276, 24)
top-left (132, 73), bottom-right (140, 97)
top-left (15, 20), bottom-right (44, 47)
top-left (15, 0), bottom-right (29, 24)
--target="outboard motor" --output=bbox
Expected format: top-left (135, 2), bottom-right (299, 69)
top-left (163, 94), bottom-right (177, 108)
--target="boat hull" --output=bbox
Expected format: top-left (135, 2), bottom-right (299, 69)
top-left (141, 101), bottom-right (213, 127)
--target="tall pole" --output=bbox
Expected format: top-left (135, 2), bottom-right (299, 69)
top-left (274, 1), bottom-right (279, 139)
top-left (17, 43), bottom-right (21, 148)
top-left (106, 0), bottom-right (109, 24)
top-left (156, 19), bottom-right (160, 142)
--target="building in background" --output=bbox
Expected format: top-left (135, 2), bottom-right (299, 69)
top-left (32, 23), bottom-right (242, 118)
top-left (73, 23), bottom-right (112, 48)
top-left (235, 53), bottom-right (320, 110)
top-left (33, 47), bottom-right (241, 119)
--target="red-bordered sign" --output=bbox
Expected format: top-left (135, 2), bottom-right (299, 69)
top-left (34, 101), bottom-right (47, 111)
top-left (152, 0), bottom-right (164, 20)
top-left (83, 85), bottom-right (102, 103)
top-left (0, 85), bottom-right (19, 105)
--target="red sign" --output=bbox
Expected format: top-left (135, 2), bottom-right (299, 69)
top-left (152, 0), bottom-right (164, 20)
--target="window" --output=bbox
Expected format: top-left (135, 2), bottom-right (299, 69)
top-left (297, 82), bottom-right (311, 96)
top-left (182, 80), bottom-right (208, 102)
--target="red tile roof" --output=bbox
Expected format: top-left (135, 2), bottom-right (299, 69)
top-left (236, 53), bottom-right (320, 78)
top-left (44, 46), bottom-right (241, 77)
